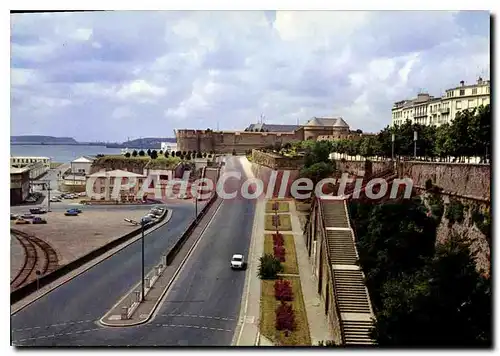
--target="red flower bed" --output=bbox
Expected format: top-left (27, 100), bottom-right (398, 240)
top-left (274, 280), bottom-right (293, 301)
top-left (273, 233), bottom-right (284, 246)
top-left (275, 302), bottom-right (296, 331)
top-left (273, 245), bottom-right (286, 262)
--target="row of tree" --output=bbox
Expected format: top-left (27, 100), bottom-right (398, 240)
top-left (331, 105), bottom-right (491, 162)
top-left (349, 198), bottom-right (491, 346)
top-left (124, 149), bottom-right (214, 160)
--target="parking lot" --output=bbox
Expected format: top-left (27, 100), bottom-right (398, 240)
top-left (11, 208), bottom-right (153, 266)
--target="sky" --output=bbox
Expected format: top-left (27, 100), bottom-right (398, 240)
top-left (10, 10), bottom-right (490, 142)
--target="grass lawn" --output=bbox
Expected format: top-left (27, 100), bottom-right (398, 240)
top-left (265, 201), bottom-right (290, 213)
top-left (264, 214), bottom-right (292, 231)
top-left (260, 276), bottom-right (311, 346)
top-left (264, 234), bottom-right (299, 275)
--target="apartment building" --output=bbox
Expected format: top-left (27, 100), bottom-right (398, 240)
top-left (391, 77), bottom-right (490, 127)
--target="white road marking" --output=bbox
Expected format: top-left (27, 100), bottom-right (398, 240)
top-left (159, 313), bottom-right (236, 321)
top-left (13, 319), bottom-right (96, 332)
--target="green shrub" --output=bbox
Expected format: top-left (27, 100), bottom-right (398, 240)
top-left (258, 253), bottom-right (283, 280)
top-left (445, 199), bottom-right (465, 225)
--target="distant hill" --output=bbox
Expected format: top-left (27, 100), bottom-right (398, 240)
top-left (11, 135), bottom-right (78, 145)
top-left (106, 137), bottom-right (176, 148)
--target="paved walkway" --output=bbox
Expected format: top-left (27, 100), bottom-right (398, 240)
top-left (288, 200), bottom-right (334, 345)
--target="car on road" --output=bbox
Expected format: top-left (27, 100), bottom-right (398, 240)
top-left (30, 208), bottom-right (47, 214)
top-left (67, 208), bottom-right (82, 214)
top-left (64, 211), bottom-right (79, 216)
top-left (32, 217), bottom-right (47, 224)
top-left (15, 218), bottom-right (30, 224)
top-left (230, 254), bottom-right (245, 269)
top-left (50, 197), bottom-right (62, 202)
top-left (10, 213), bottom-right (19, 220)
top-left (21, 213), bottom-right (34, 219)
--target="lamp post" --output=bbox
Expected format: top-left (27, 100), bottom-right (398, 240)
top-left (391, 133), bottom-right (395, 161)
top-left (413, 131), bottom-right (418, 160)
top-left (141, 220), bottom-right (145, 301)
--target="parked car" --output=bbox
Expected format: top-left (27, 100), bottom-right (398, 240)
top-left (67, 208), bottom-right (82, 214)
top-left (32, 217), bottom-right (47, 224)
top-left (10, 213), bottom-right (19, 220)
top-left (30, 208), bottom-right (47, 214)
top-left (15, 218), bottom-right (30, 224)
top-left (65, 211), bottom-right (79, 216)
top-left (21, 213), bottom-right (34, 219)
top-left (50, 197), bottom-right (61, 203)
top-left (230, 254), bottom-right (245, 269)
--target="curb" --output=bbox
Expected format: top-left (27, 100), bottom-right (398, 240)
top-left (99, 197), bottom-right (224, 327)
top-left (11, 208), bottom-right (173, 315)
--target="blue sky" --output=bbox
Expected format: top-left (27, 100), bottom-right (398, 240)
top-left (10, 10), bottom-right (490, 142)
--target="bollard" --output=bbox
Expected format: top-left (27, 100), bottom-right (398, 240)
top-left (135, 290), bottom-right (141, 302)
top-left (156, 266), bottom-right (162, 276)
top-left (145, 277), bottom-right (150, 288)
top-left (121, 306), bottom-right (128, 320)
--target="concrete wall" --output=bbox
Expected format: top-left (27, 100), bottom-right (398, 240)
top-left (335, 159), bottom-right (393, 177)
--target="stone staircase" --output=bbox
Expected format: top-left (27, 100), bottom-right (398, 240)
top-left (320, 199), bottom-right (376, 346)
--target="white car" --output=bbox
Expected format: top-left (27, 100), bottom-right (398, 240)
top-left (231, 254), bottom-right (245, 269)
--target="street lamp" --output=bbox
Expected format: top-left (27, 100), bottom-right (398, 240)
top-left (140, 219), bottom-right (145, 301)
top-left (413, 131), bottom-right (418, 159)
top-left (391, 133), bottom-right (395, 161)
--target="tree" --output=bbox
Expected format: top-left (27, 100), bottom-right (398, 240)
top-left (132, 150), bottom-right (138, 157)
top-left (150, 150), bottom-right (158, 159)
top-left (138, 150), bottom-right (145, 157)
top-left (299, 162), bottom-right (335, 186)
top-left (258, 254), bottom-right (283, 279)
top-left (164, 151), bottom-right (170, 157)
top-left (147, 149), bottom-right (152, 157)
top-left (159, 150), bottom-right (163, 155)
top-left (203, 152), bottom-right (207, 158)
top-left (304, 141), bottom-right (332, 168)
top-left (175, 151), bottom-right (181, 157)
top-left (196, 152), bottom-right (203, 158)
top-left (124, 152), bottom-right (131, 158)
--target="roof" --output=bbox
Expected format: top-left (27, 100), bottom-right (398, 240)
top-left (304, 117), bottom-right (349, 128)
top-left (88, 169), bottom-right (146, 178)
top-left (232, 254), bottom-right (243, 259)
top-left (72, 156), bottom-right (95, 163)
top-left (11, 166), bottom-right (31, 174)
top-left (246, 123), bottom-right (300, 132)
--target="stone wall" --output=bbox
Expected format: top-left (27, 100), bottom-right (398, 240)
top-left (334, 159), bottom-right (491, 201)
top-left (398, 162), bottom-right (490, 201)
top-left (251, 149), bottom-right (305, 170)
top-left (334, 159), bottom-right (393, 177)
top-left (90, 158), bottom-right (147, 175)
top-left (250, 162), bottom-right (300, 198)
top-left (176, 129), bottom-right (303, 154)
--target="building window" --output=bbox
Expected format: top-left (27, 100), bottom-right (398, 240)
top-left (459, 89), bottom-right (465, 96)
top-left (472, 88), bottom-right (477, 95)
top-left (468, 100), bottom-right (474, 108)
top-left (456, 101), bottom-right (462, 110)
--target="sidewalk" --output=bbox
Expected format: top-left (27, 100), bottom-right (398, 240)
top-left (288, 200), bottom-right (334, 345)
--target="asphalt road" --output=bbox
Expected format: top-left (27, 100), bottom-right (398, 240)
top-left (12, 156), bottom-right (256, 346)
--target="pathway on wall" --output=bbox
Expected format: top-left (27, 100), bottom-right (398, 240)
top-left (320, 199), bottom-right (375, 346)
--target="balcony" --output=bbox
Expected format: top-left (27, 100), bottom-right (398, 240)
top-left (439, 107), bottom-right (450, 114)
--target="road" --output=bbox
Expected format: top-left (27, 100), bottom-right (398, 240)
top-left (11, 156), bottom-right (256, 346)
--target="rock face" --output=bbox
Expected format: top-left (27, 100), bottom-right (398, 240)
top-left (422, 193), bottom-right (491, 277)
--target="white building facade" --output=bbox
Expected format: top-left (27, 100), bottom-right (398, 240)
top-left (70, 156), bottom-right (95, 175)
top-left (392, 77), bottom-right (490, 127)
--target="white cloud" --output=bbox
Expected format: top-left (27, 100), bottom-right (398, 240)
top-left (116, 80), bottom-right (166, 100)
top-left (70, 28), bottom-right (93, 41)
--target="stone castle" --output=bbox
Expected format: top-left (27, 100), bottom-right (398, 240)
top-left (175, 117), bottom-right (372, 154)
